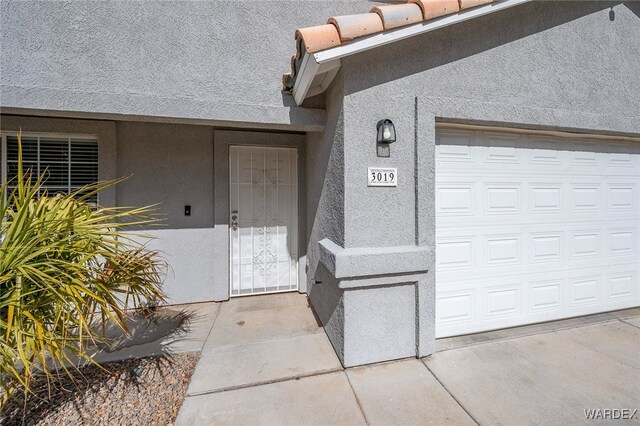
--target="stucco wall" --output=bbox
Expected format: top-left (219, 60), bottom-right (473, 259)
top-left (341, 1), bottom-right (640, 137)
top-left (337, 0), bottom-right (640, 257)
top-left (4, 0), bottom-right (639, 364)
top-left (114, 122), bottom-right (216, 303)
top-left (0, 0), bottom-right (377, 131)
top-left (306, 0), bottom-right (640, 365)
top-left (0, 117), bottom-right (310, 304)
top-left (116, 122), bottom-right (214, 229)
top-left (140, 228), bottom-right (217, 305)
top-left (306, 71), bottom-right (345, 284)
top-left (118, 124), bottom-right (307, 303)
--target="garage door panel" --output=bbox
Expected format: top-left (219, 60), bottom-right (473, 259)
top-left (608, 228), bottom-right (636, 257)
top-left (438, 225), bottom-right (638, 281)
top-left (484, 284), bottom-right (523, 319)
top-left (529, 279), bottom-right (563, 312)
top-left (436, 236), bottom-right (476, 271)
top-left (529, 138), bottom-right (564, 165)
top-left (486, 234), bottom-right (521, 265)
top-left (529, 232), bottom-right (563, 263)
top-left (436, 129), bottom-right (640, 337)
top-left (530, 183), bottom-right (563, 213)
top-left (607, 272), bottom-right (635, 300)
top-left (568, 274), bottom-right (602, 308)
top-left (571, 230), bottom-right (601, 258)
top-left (485, 184), bottom-right (521, 215)
top-left (436, 182), bottom-right (476, 216)
top-left (438, 141), bottom-right (640, 176)
top-left (437, 268), bottom-right (640, 337)
top-left (438, 180), bottom-right (638, 229)
top-left (571, 183), bottom-right (601, 211)
top-left (608, 183), bottom-right (636, 211)
top-left (436, 289), bottom-right (475, 325)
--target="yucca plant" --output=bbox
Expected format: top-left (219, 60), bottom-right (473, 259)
top-left (0, 132), bottom-right (166, 408)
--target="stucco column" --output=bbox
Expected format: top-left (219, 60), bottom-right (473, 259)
top-left (308, 82), bottom-right (436, 366)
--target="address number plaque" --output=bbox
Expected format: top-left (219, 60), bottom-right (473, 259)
top-left (368, 167), bottom-right (397, 187)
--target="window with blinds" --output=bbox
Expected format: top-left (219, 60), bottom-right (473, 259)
top-left (1, 133), bottom-right (99, 201)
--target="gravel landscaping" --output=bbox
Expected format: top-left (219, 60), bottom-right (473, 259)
top-left (1, 352), bottom-right (199, 426)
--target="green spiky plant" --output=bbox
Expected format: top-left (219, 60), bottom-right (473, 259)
top-left (0, 131), bottom-right (166, 408)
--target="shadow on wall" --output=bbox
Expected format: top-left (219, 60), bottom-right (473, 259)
top-left (304, 73), bottom-right (346, 287)
top-left (623, 0), bottom-right (640, 18)
top-left (342, 0), bottom-right (626, 95)
top-left (304, 75), bottom-right (347, 333)
top-left (307, 262), bottom-right (345, 359)
top-left (282, 90), bottom-right (325, 109)
top-left (308, 263), bottom-right (343, 325)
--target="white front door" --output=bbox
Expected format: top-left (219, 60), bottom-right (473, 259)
top-left (435, 128), bottom-right (640, 337)
top-left (229, 146), bottom-right (299, 296)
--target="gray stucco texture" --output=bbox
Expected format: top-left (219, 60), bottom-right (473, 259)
top-left (319, 238), bottom-right (431, 280)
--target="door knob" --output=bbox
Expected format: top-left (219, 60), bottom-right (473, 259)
top-left (231, 214), bottom-right (238, 230)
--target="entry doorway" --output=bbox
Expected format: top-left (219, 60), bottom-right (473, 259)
top-left (229, 146), bottom-right (299, 296)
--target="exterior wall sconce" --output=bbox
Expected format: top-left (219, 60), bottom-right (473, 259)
top-left (376, 119), bottom-right (396, 144)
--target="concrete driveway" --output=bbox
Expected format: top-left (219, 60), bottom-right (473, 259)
top-left (175, 294), bottom-right (640, 425)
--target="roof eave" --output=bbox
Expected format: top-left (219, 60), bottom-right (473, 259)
top-left (292, 0), bottom-right (530, 106)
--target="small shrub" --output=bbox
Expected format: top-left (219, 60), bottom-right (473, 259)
top-left (0, 132), bottom-right (166, 408)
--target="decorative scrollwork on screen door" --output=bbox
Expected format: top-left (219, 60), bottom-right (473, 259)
top-left (252, 156), bottom-right (278, 277)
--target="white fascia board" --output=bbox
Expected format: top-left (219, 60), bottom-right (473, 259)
top-left (313, 0), bottom-right (530, 64)
top-left (293, 53), bottom-right (319, 106)
top-left (292, 0), bottom-right (530, 105)
top-left (293, 54), bottom-right (341, 106)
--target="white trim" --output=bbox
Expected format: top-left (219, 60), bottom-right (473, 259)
top-left (293, 53), bottom-right (320, 106)
top-left (0, 130), bottom-right (98, 140)
top-left (314, 0), bottom-right (530, 64)
top-left (230, 289), bottom-right (299, 298)
top-left (292, 0), bottom-right (530, 105)
top-left (320, 67), bottom-right (340, 91)
top-left (0, 131), bottom-right (100, 200)
top-left (1, 135), bottom-right (7, 186)
top-left (436, 123), bottom-right (640, 143)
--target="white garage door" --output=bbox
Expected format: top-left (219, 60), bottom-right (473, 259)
top-left (435, 128), bottom-right (640, 338)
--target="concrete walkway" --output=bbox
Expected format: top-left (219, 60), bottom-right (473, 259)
top-left (86, 301), bottom-right (219, 365)
top-left (175, 293), bottom-right (640, 425)
top-left (426, 317), bottom-right (640, 425)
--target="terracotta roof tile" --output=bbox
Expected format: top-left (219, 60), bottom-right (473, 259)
top-left (460, 0), bottom-right (494, 10)
top-left (295, 24), bottom-right (342, 54)
top-left (371, 4), bottom-right (423, 30)
top-left (327, 13), bottom-right (384, 42)
top-left (284, 24), bottom-right (341, 90)
top-left (409, 0), bottom-right (460, 20)
top-left (283, 0), bottom-right (496, 92)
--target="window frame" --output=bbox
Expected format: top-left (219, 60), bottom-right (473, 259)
top-left (1, 131), bottom-right (99, 201)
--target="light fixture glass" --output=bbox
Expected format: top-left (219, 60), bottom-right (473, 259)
top-left (376, 119), bottom-right (396, 143)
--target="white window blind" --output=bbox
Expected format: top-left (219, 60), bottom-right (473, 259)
top-left (1, 133), bottom-right (99, 201)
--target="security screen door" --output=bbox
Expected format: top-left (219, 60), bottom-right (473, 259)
top-left (229, 146), bottom-right (298, 296)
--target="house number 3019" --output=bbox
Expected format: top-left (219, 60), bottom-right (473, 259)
top-left (368, 167), bottom-right (397, 187)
